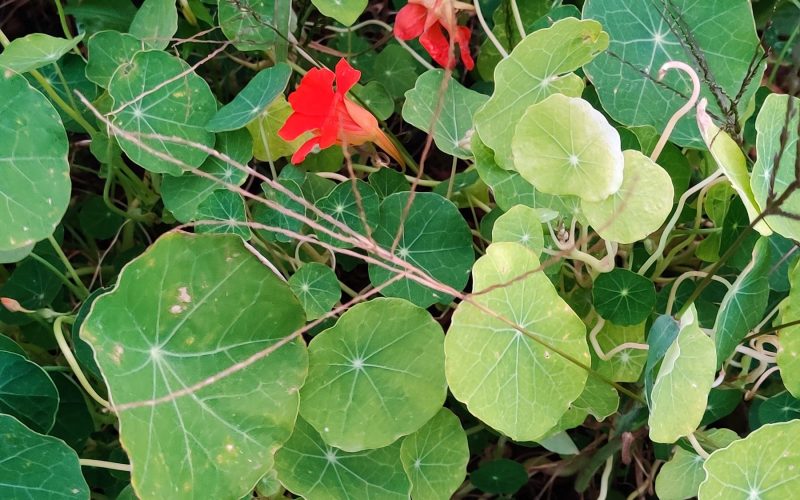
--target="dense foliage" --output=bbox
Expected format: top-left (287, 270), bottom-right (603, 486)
top-left (1, 0), bottom-right (800, 498)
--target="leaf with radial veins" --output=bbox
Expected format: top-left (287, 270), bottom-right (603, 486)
top-left (777, 260), bottom-right (800, 397)
top-left (275, 417), bottom-right (410, 500)
top-left (0, 33), bottom-right (83, 73)
top-left (491, 205), bottom-right (545, 256)
top-left (206, 63), bottom-right (291, 132)
top-left (512, 94), bottom-right (623, 201)
top-left (311, 0), bottom-right (366, 26)
top-left (582, 150), bottom-right (674, 243)
top-left (400, 408), bottom-right (469, 500)
top-left (699, 420), bottom-right (800, 499)
top-left (474, 17), bottom-right (609, 169)
top-left (591, 321), bottom-right (647, 383)
top-left (161, 129), bottom-right (253, 223)
top-left (714, 237), bottom-right (770, 367)
top-left (445, 242), bottom-right (590, 442)
top-left (288, 262), bottom-right (341, 320)
top-left (0, 414), bottom-right (90, 499)
top-left (0, 351), bottom-right (59, 433)
top-left (128, 0), bottom-right (177, 50)
top-left (108, 50), bottom-right (217, 175)
top-left (655, 428), bottom-right (738, 500)
top-left (0, 71), bottom-right (70, 252)
top-left (402, 69), bottom-right (488, 159)
top-left (85, 30), bottom-right (144, 87)
top-left (80, 233), bottom-right (308, 500)
top-left (195, 190), bottom-right (251, 239)
top-left (752, 93), bottom-right (800, 241)
top-left (299, 298), bottom-right (447, 451)
top-left (368, 192), bottom-right (475, 308)
top-left (247, 95), bottom-right (306, 162)
top-left (314, 180), bottom-right (380, 248)
top-left (592, 268), bottom-right (656, 326)
top-left (648, 306), bottom-right (716, 443)
top-left (582, 0), bottom-right (764, 148)
top-left (218, 0), bottom-right (286, 52)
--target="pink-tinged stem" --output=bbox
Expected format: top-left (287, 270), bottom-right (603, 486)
top-left (651, 61), bottom-right (701, 162)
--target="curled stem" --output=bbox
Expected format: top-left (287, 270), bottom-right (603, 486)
top-left (52, 316), bottom-right (112, 410)
top-left (651, 61), bottom-right (701, 161)
top-left (589, 318), bottom-right (649, 361)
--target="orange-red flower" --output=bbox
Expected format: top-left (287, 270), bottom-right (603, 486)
top-left (278, 59), bottom-right (403, 166)
top-left (394, 0), bottom-right (475, 70)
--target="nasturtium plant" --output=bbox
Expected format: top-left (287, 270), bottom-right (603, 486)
top-left (2, 0), bottom-right (800, 497)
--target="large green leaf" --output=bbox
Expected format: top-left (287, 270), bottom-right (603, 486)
top-left (205, 63), bottom-right (291, 133)
top-left (473, 17), bottom-right (608, 169)
top-left (491, 205), bottom-right (545, 256)
top-left (275, 417), bottom-right (410, 499)
top-left (311, 0), bottom-right (366, 26)
top-left (445, 242), bottom-right (589, 441)
top-left (402, 70), bottom-right (488, 159)
top-left (0, 414), bottom-right (90, 499)
top-left (368, 192), bottom-right (475, 308)
top-left (108, 50), bottom-right (217, 175)
top-left (0, 33), bottom-right (83, 73)
top-left (648, 306), bottom-right (716, 443)
top-left (0, 71), bottom-right (70, 251)
top-left (85, 30), bottom-right (144, 88)
top-left (512, 94), bottom-right (623, 201)
top-left (752, 93), bottom-right (800, 241)
top-left (0, 351), bottom-right (59, 433)
top-left (299, 298), bottom-right (446, 451)
top-left (699, 420), bottom-right (800, 499)
top-left (713, 237), bottom-right (770, 366)
top-left (400, 408), bottom-right (468, 500)
top-left (581, 150), bottom-right (674, 243)
top-left (218, 0), bottom-right (283, 52)
top-left (583, 0), bottom-right (764, 148)
top-left (655, 428), bottom-right (738, 500)
top-left (777, 259), bottom-right (800, 397)
top-left (128, 0), bottom-right (177, 50)
top-left (80, 233), bottom-right (308, 500)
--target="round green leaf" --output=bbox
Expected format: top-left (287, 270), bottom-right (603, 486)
top-left (368, 192), bottom-right (475, 308)
top-left (128, 0), bottom-right (177, 50)
top-left (314, 180), bottom-right (379, 248)
top-left (288, 262), bottom-right (341, 321)
top-left (511, 94), bottom-right (623, 201)
top-left (0, 351), bottom-right (59, 434)
top-left (79, 195), bottom-right (125, 239)
top-left (299, 298), bottom-right (446, 451)
top-left (85, 30), bottom-right (144, 88)
top-left (351, 81), bottom-right (394, 121)
top-left (0, 71), bottom-right (70, 252)
top-left (648, 306), bottom-right (716, 443)
top-left (758, 392), bottom-right (800, 425)
top-left (161, 129), bottom-right (253, 223)
top-left (581, 150), bottom-right (674, 243)
top-left (402, 69), bottom-right (489, 159)
top-left (0, 414), bottom-right (90, 499)
top-left (80, 233), bottom-right (308, 500)
top-left (369, 167), bottom-right (410, 199)
top-left (108, 50), bottom-right (217, 175)
top-left (247, 95), bottom-right (303, 162)
top-left (583, 0), bottom-right (764, 148)
top-left (275, 417), bottom-right (410, 500)
top-left (655, 428), bottom-right (738, 500)
top-left (474, 17), bottom-right (609, 169)
top-left (311, 0), bottom-right (366, 26)
top-left (195, 190), bottom-right (252, 239)
top-left (400, 408), bottom-right (468, 500)
top-left (470, 458), bottom-right (528, 495)
top-left (592, 321), bottom-right (647, 383)
top-left (363, 44), bottom-right (423, 100)
top-left (205, 63), bottom-right (291, 132)
top-left (778, 259), bottom-right (800, 398)
top-left (0, 33), bottom-right (83, 73)
top-left (445, 242), bottom-right (590, 441)
top-left (592, 268), bottom-right (656, 326)
top-left (699, 420), bottom-right (800, 499)
top-left (218, 0), bottom-right (284, 52)
top-left (491, 205), bottom-right (545, 256)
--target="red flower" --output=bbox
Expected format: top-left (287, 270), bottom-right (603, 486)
top-left (278, 59), bottom-right (404, 166)
top-left (394, 0), bottom-right (475, 70)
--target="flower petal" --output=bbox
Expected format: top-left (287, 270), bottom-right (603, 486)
top-left (394, 3), bottom-right (428, 40)
top-left (287, 67), bottom-right (336, 118)
top-left (419, 22), bottom-right (455, 69)
top-left (334, 59), bottom-right (361, 96)
top-left (456, 25), bottom-right (474, 70)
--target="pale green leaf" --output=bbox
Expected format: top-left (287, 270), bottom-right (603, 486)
top-left (247, 95), bottom-right (305, 162)
top-left (0, 33), bottom-right (83, 73)
top-left (400, 408), bottom-right (469, 500)
top-left (511, 94), bottom-right (623, 201)
top-left (108, 50), bottom-right (217, 175)
top-left (0, 71), bottom-right (70, 251)
top-left (80, 233), bottom-right (308, 500)
top-left (581, 150), bottom-right (674, 243)
top-left (445, 242), bottom-right (589, 441)
top-left (299, 298), bottom-right (446, 451)
top-left (402, 69), bottom-right (488, 159)
top-left (648, 306), bottom-right (716, 443)
top-left (311, 0), bottom-right (366, 26)
top-left (592, 321), bottom-right (647, 383)
top-left (777, 259), bottom-right (800, 398)
top-left (491, 205), bottom-right (545, 256)
top-left (218, 0), bottom-right (284, 52)
top-left (474, 17), bottom-right (608, 169)
top-left (129, 0), bottom-right (177, 50)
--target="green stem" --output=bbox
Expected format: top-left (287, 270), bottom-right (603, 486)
top-left (26, 253), bottom-right (86, 298)
top-left (53, 316), bottom-right (112, 410)
top-left (30, 70), bottom-right (97, 133)
top-left (103, 163), bottom-right (154, 222)
top-left (47, 236), bottom-right (91, 299)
